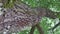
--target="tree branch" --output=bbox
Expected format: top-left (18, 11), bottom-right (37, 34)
top-left (29, 25), bottom-right (36, 34)
top-left (36, 24), bottom-right (44, 34)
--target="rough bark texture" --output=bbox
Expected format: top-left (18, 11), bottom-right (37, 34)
top-left (0, 3), bottom-right (41, 34)
top-left (0, 1), bottom-right (60, 34)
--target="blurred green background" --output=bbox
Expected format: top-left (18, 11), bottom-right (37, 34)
top-left (17, 0), bottom-right (60, 34)
top-left (18, 0), bottom-right (60, 34)
top-left (1, 0), bottom-right (60, 34)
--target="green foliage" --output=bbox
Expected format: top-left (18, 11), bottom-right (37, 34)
top-left (18, 30), bottom-right (29, 34)
top-left (3, 0), bottom-right (60, 11)
top-left (20, 0), bottom-right (50, 8)
top-left (17, 17), bottom-right (60, 34)
top-left (3, 0), bottom-right (16, 8)
top-left (2, 0), bottom-right (60, 34)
